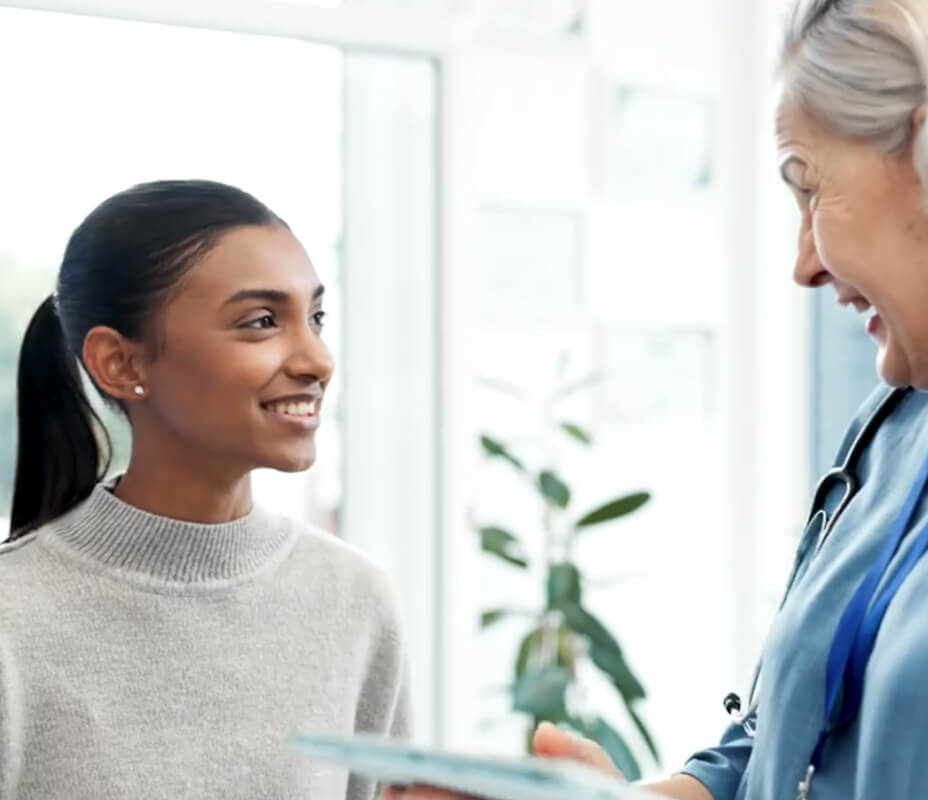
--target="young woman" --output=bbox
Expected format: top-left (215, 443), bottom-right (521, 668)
top-left (0, 180), bottom-right (409, 799)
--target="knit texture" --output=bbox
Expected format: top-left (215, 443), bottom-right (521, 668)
top-left (0, 484), bottom-right (410, 799)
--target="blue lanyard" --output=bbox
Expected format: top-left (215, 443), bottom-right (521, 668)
top-left (801, 451), bottom-right (928, 795)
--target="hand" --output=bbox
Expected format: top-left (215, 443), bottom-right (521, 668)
top-left (382, 722), bottom-right (624, 799)
top-left (532, 721), bottom-right (624, 779)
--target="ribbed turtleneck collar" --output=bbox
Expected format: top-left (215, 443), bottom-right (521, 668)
top-left (39, 484), bottom-right (295, 588)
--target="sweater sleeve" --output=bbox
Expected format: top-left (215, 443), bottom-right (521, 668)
top-left (677, 718), bottom-right (755, 800)
top-left (346, 570), bottom-right (412, 800)
top-left (0, 632), bottom-right (23, 800)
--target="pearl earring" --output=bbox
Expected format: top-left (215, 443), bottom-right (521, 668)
top-left (133, 385), bottom-right (145, 397)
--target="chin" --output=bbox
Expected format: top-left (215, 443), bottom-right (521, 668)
top-left (876, 344), bottom-right (913, 388)
top-left (263, 449), bottom-right (317, 473)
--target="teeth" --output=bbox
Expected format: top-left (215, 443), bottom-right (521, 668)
top-left (268, 400), bottom-right (318, 417)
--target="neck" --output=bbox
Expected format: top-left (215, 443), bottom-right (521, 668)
top-left (115, 443), bottom-right (253, 524)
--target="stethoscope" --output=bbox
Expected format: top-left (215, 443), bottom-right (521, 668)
top-left (722, 385), bottom-right (913, 737)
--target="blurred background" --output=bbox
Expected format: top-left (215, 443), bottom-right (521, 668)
top-left (0, 0), bottom-right (877, 778)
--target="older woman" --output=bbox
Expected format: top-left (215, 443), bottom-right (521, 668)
top-left (388, 0), bottom-right (928, 798)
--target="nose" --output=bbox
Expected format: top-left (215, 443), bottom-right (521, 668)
top-left (793, 212), bottom-right (830, 288)
top-left (284, 323), bottom-right (335, 385)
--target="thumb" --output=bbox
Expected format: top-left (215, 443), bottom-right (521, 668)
top-left (532, 722), bottom-right (622, 777)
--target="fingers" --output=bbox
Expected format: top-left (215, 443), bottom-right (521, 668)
top-left (383, 786), bottom-right (476, 800)
top-left (532, 722), bottom-right (622, 777)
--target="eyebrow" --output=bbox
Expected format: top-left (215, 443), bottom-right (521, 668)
top-left (779, 155), bottom-right (805, 187)
top-left (223, 285), bottom-right (325, 306)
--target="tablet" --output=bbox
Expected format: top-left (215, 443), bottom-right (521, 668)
top-left (291, 732), bottom-right (662, 800)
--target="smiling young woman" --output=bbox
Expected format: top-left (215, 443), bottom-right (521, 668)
top-left (0, 180), bottom-right (409, 800)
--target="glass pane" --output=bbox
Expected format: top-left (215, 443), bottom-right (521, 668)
top-left (0, 7), bottom-right (343, 530)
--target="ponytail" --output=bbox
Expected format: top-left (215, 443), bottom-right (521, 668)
top-left (9, 295), bottom-right (111, 540)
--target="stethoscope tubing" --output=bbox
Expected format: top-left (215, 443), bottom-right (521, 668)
top-left (725, 386), bottom-right (912, 734)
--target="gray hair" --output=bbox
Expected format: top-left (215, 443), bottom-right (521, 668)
top-left (780, 0), bottom-right (928, 185)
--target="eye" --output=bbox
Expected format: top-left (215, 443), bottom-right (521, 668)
top-left (311, 310), bottom-right (327, 330)
top-left (242, 313), bottom-right (277, 330)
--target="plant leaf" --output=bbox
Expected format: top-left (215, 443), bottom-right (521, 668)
top-left (512, 666), bottom-right (569, 720)
top-left (479, 527), bottom-right (529, 569)
top-left (480, 435), bottom-right (525, 471)
top-left (575, 492), bottom-right (651, 528)
top-left (515, 628), bottom-right (544, 679)
top-left (538, 470), bottom-right (571, 509)
top-left (555, 626), bottom-right (576, 669)
top-left (571, 716), bottom-right (641, 782)
top-left (546, 563), bottom-right (582, 610)
top-left (560, 422), bottom-right (592, 445)
top-left (589, 641), bottom-right (646, 703)
top-left (481, 609), bottom-right (509, 628)
top-left (626, 702), bottom-right (660, 764)
top-left (562, 605), bottom-right (646, 701)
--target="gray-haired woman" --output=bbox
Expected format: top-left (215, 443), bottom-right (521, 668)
top-left (389, 0), bottom-right (928, 798)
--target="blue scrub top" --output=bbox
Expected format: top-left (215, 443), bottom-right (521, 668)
top-left (682, 385), bottom-right (928, 799)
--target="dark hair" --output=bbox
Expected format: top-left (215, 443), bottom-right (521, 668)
top-left (10, 180), bottom-right (283, 539)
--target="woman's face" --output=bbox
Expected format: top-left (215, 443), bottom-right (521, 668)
top-left (776, 101), bottom-right (928, 388)
top-left (134, 224), bottom-right (334, 476)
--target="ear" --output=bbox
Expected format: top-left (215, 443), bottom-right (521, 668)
top-left (82, 325), bottom-right (149, 402)
top-left (913, 104), bottom-right (927, 137)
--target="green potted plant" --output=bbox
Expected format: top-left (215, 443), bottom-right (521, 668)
top-left (475, 370), bottom-right (658, 780)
